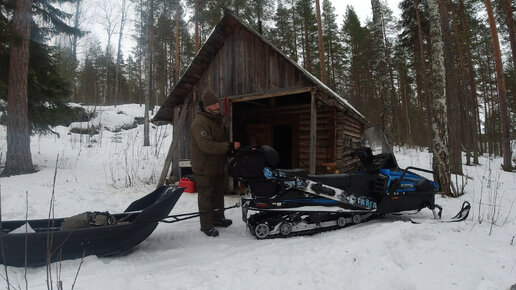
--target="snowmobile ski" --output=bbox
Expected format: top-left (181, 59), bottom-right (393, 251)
top-left (385, 201), bottom-right (471, 224)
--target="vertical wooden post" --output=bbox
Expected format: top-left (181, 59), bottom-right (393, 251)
top-left (158, 122), bottom-right (176, 187)
top-left (229, 101), bottom-right (233, 142)
top-left (228, 100), bottom-right (234, 192)
top-left (157, 100), bottom-right (189, 187)
top-left (310, 88), bottom-right (317, 174)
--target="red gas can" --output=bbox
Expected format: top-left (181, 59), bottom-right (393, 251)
top-left (178, 178), bottom-right (196, 193)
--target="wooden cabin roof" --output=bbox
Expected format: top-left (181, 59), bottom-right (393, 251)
top-left (153, 10), bottom-right (368, 126)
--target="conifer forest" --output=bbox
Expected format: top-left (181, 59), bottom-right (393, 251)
top-left (0, 0), bottom-right (515, 180)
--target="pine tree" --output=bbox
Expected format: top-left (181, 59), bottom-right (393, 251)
top-left (484, 0), bottom-right (513, 171)
top-left (371, 0), bottom-right (393, 135)
top-left (271, 2), bottom-right (297, 61)
top-left (1, 0), bottom-right (81, 176)
top-left (321, 0), bottom-right (345, 92)
top-left (296, 0), bottom-right (318, 75)
top-left (503, 0), bottom-right (516, 98)
top-left (315, 0), bottom-right (327, 84)
top-left (241, 0), bottom-right (273, 34)
top-left (3, 0), bottom-right (34, 176)
top-left (342, 6), bottom-right (367, 112)
top-left (436, 0), bottom-right (462, 175)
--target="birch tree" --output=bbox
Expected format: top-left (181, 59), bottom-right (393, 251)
top-left (427, 0), bottom-right (453, 196)
top-left (195, 0), bottom-right (199, 53)
top-left (71, 0), bottom-right (83, 102)
top-left (437, 0), bottom-right (462, 175)
top-left (144, 0), bottom-right (154, 147)
top-left (97, 0), bottom-right (119, 105)
top-left (115, 0), bottom-right (129, 106)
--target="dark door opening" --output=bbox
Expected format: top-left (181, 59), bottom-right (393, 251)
top-left (273, 125), bottom-right (292, 169)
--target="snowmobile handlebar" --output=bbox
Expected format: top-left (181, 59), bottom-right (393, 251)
top-left (342, 147), bottom-right (373, 162)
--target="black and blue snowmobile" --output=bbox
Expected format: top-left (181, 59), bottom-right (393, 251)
top-left (229, 127), bottom-right (470, 239)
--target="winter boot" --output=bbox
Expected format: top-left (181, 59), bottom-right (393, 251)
top-left (201, 228), bottom-right (219, 237)
top-left (213, 219), bottom-right (232, 228)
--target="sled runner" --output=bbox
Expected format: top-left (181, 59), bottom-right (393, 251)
top-left (0, 186), bottom-right (184, 267)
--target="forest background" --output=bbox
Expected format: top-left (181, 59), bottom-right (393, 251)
top-left (0, 0), bottom-right (515, 184)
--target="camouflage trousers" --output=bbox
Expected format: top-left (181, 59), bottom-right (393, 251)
top-left (195, 174), bottom-right (225, 230)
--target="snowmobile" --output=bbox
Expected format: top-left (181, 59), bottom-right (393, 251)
top-left (229, 127), bottom-right (470, 239)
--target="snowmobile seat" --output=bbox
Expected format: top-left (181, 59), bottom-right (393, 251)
top-left (307, 174), bottom-right (372, 195)
top-left (277, 168), bottom-right (308, 178)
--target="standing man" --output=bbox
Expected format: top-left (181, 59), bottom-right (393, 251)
top-left (190, 89), bottom-right (240, 237)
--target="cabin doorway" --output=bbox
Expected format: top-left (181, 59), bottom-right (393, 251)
top-left (273, 125), bottom-right (292, 169)
top-left (232, 92), bottom-right (310, 169)
top-left (245, 123), bottom-right (293, 169)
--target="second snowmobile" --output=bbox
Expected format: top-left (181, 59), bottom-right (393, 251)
top-left (229, 127), bottom-right (469, 239)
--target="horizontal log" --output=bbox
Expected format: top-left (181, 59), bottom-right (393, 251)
top-left (231, 87), bottom-right (313, 103)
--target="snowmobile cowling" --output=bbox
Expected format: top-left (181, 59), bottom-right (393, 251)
top-left (0, 186), bottom-right (184, 267)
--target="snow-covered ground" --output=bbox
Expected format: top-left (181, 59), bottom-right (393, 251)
top-left (0, 104), bottom-right (515, 290)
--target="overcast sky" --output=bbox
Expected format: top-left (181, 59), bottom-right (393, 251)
top-left (75, 0), bottom-right (401, 59)
top-left (330, 0), bottom-right (401, 24)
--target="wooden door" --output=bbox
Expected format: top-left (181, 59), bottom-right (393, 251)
top-left (246, 124), bottom-right (272, 146)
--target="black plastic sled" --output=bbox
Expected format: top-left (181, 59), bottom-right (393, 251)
top-left (230, 127), bottom-right (469, 239)
top-left (0, 186), bottom-right (184, 267)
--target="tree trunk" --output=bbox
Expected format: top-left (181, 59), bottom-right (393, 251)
top-left (137, 0), bottom-right (144, 106)
top-left (438, 0), bottom-right (463, 175)
top-left (175, 0), bottom-right (181, 82)
top-left (450, 0), bottom-right (471, 165)
top-left (485, 0), bottom-right (513, 171)
top-left (144, 0), bottom-right (154, 147)
top-left (195, 0), bottom-right (199, 53)
top-left (148, 0), bottom-right (155, 113)
top-left (371, 0), bottom-right (390, 135)
top-left (315, 0), bottom-right (327, 84)
top-left (71, 0), bottom-right (82, 103)
top-left (303, 18), bottom-right (311, 72)
top-left (415, 0), bottom-right (433, 146)
top-left (115, 0), bottom-right (127, 107)
top-left (381, 10), bottom-right (398, 143)
top-left (458, 0), bottom-right (480, 165)
top-left (291, 0), bottom-right (298, 62)
top-left (427, 0), bottom-right (453, 196)
top-left (504, 0), bottom-right (516, 91)
top-left (2, 0), bottom-right (34, 177)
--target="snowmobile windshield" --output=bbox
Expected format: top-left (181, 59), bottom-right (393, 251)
top-left (360, 127), bottom-right (393, 156)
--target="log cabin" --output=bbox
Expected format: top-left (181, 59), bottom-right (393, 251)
top-left (153, 10), bottom-right (369, 184)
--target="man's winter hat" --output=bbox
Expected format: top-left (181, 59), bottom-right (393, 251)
top-left (202, 89), bottom-right (219, 107)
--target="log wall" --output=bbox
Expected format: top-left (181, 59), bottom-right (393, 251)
top-left (186, 27), bottom-right (311, 104)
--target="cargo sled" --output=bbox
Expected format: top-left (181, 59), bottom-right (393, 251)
top-left (0, 186), bottom-right (184, 267)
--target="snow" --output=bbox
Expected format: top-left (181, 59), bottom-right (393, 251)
top-left (0, 104), bottom-right (515, 290)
